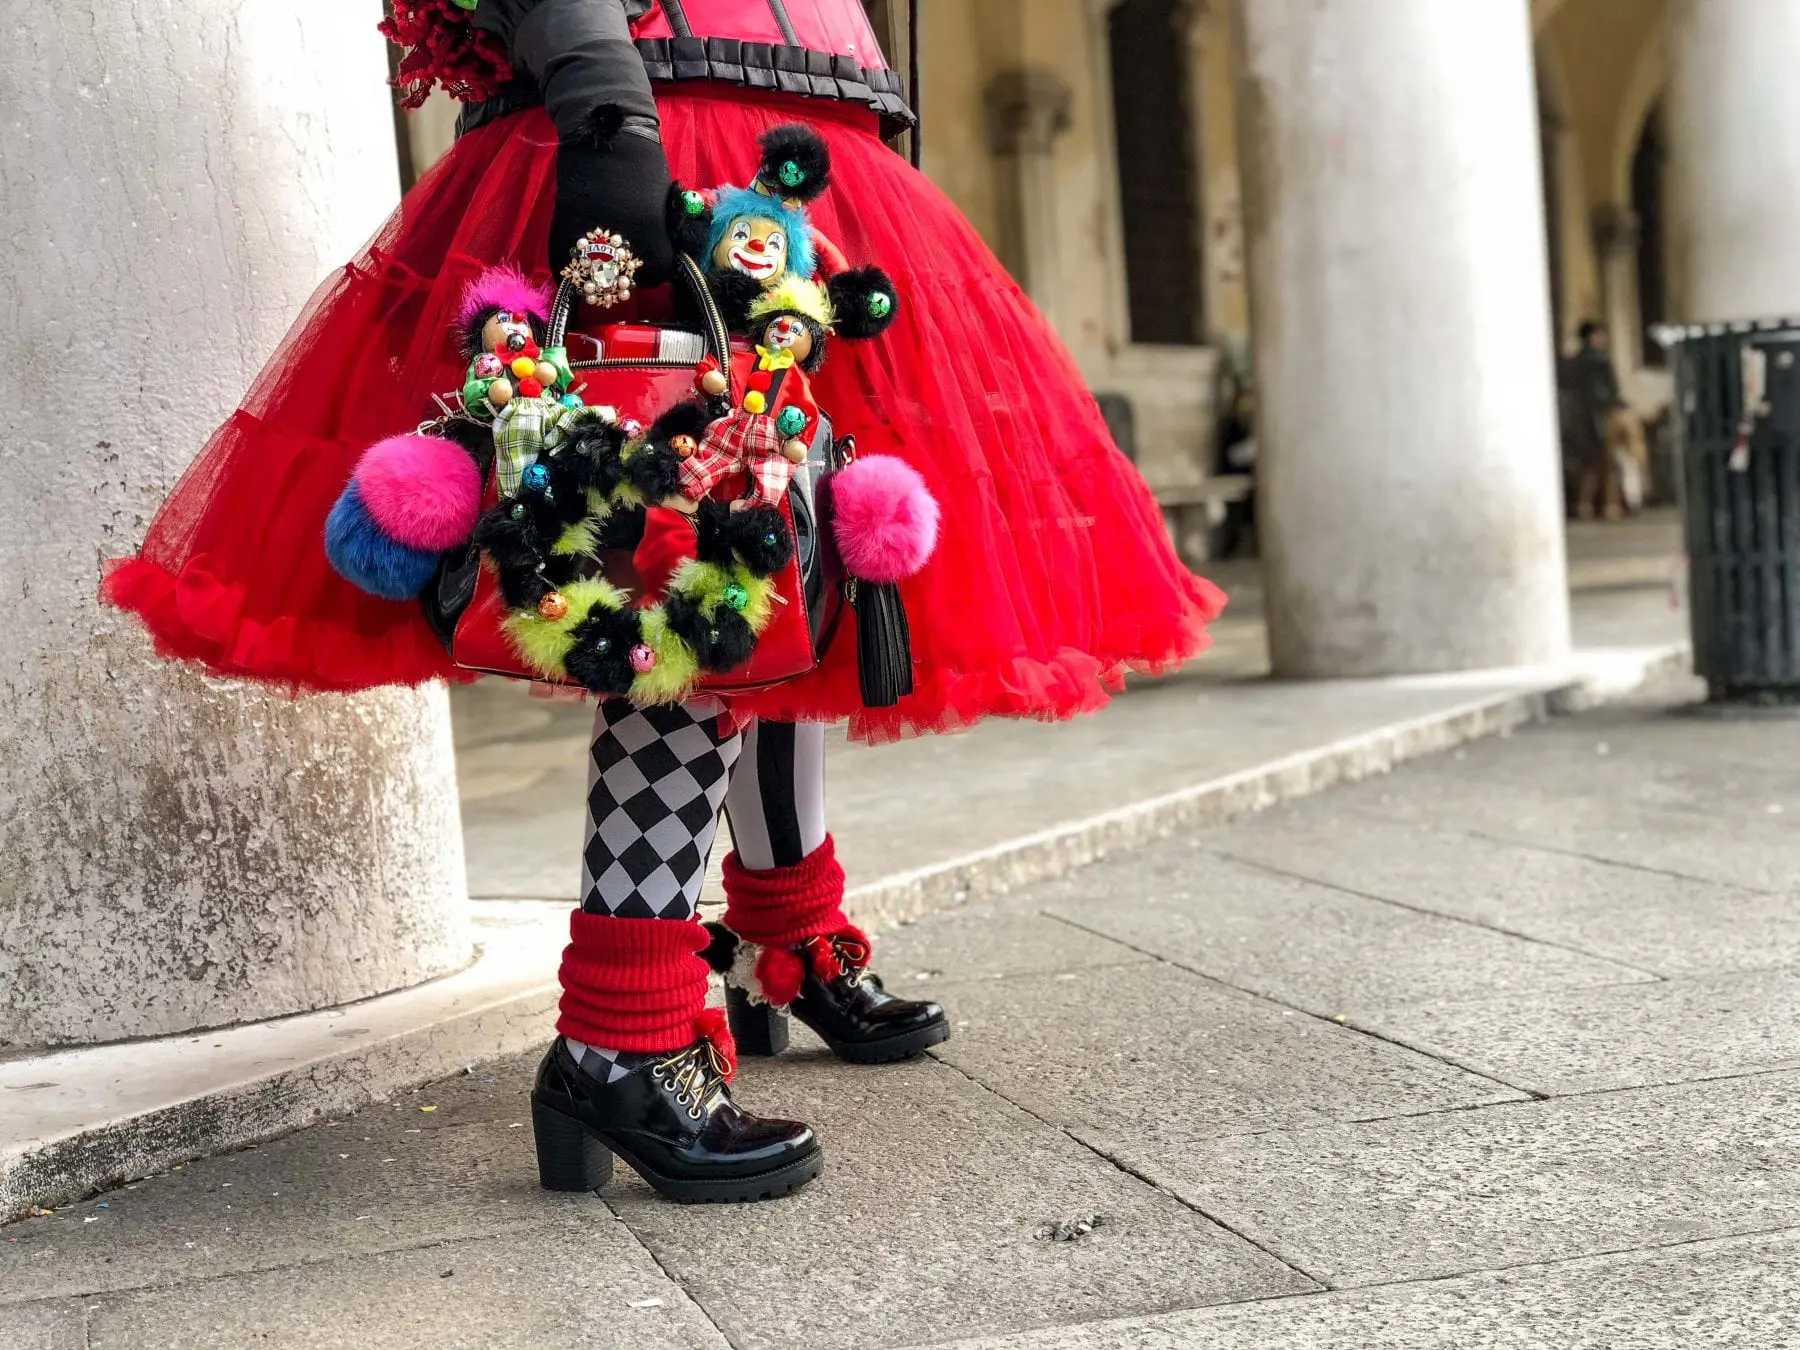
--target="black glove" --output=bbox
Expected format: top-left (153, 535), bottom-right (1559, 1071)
top-left (551, 112), bottom-right (675, 285)
top-left (477, 0), bottom-right (673, 284)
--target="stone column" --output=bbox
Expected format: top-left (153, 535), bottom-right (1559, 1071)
top-left (0, 5), bottom-right (470, 1047)
top-left (1667, 0), bottom-right (1800, 321)
top-left (1235, 0), bottom-right (1570, 677)
top-left (1593, 204), bottom-right (1644, 383)
top-left (984, 67), bottom-right (1075, 325)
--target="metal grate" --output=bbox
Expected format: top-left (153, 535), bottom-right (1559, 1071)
top-left (1669, 324), bottom-right (1800, 701)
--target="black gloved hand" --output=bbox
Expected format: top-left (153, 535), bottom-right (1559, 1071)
top-left (476, 0), bottom-right (674, 286)
top-left (550, 111), bottom-right (676, 286)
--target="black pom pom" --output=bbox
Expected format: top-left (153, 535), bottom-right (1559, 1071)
top-left (543, 458), bottom-right (596, 528)
top-left (662, 594), bottom-right (757, 671)
top-left (666, 180), bottom-right (714, 259)
top-left (473, 506), bottom-right (551, 610)
top-left (756, 125), bottom-right (831, 202)
top-left (594, 505), bottom-right (647, 552)
top-left (706, 268), bottom-right (767, 332)
top-left (648, 399), bottom-right (712, 446)
top-left (700, 920), bottom-right (739, 975)
top-left (692, 499), bottom-right (737, 567)
top-left (560, 415), bottom-right (629, 495)
top-left (827, 266), bottom-right (899, 340)
top-left (726, 504), bottom-right (795, 576)
top-left (625, 442), bottom-right (684, 502)
top-left (577, 104), bottom-right (626, 150)
top-left (563, 606), bottom-right (643, 695)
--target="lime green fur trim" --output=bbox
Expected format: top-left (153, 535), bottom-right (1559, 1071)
top-left (552, 517), bottom-right (601, 558)
top-left (668, 559), bottom-right (775, 633)
top-left (629, 607), bottom-right (702, 705)
top-left (502, 577), bottom-right (626, 679)
top-left (748, 276), bottom-right (834, 329)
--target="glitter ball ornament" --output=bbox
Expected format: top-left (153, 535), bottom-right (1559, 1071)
top-left (521, 463), bottom-right (551, 492)
top-left (722, 583), bottom-right (749, 611)
top-left (628, 643), bottom-right (657, 673)
top-left (537, 592), bottom-right (570, 621)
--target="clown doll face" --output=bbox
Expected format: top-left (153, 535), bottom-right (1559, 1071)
top-left (716, 216), bottom-right (788, 282)
top-left (760, 313), bottom-right (814, 366)
top-left (481, 309), bottom-right (535, 356)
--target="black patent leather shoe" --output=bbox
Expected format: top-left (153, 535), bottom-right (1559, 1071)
top-left (711, 927), bottom-right (951, 1064)
top-left (530, 1037), bottom-right (822, 1203)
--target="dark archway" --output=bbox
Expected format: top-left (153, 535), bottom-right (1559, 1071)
top-left (1630, 100), bottom-right (1668, 366)
top-left (1108, 0), bottom-right (1203, 345)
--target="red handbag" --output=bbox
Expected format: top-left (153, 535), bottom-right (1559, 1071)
top-left (442, 257), bottom-right (847, 694)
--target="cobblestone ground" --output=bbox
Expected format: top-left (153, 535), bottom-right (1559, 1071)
top-left (7, 678), bottom-right (1798, 1349)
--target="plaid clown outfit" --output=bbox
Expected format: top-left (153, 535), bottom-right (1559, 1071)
top-left (680, 350), bottom-right (820, 505)
top-left (681, 411), bottom-right (795, 504)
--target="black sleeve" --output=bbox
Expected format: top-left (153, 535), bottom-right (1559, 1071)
top-left (474, 0), bottom-right (658, 141)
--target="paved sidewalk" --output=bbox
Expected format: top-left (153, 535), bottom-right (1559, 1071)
top-left (458, 513), bottom-right (1687, 909)
top-left (8, 673), bottom-right (1798, 1348)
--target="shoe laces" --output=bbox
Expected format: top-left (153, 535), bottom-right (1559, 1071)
top-left (650, 1040), bottom-right (731, 1120)
top-left (803, 930), bottom-right (873, 987)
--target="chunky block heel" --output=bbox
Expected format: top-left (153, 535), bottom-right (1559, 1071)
top-left (532, 1099), bottom-right (615, 1192)
top-left (726, 985), bottom-right (790, 1056)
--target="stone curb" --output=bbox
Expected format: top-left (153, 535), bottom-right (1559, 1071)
top-left (843, 643), bottom-right (1692, 931)
top-left (1, 905), bottom-right (565, 1226)
top-left (2, 643), bottom-right (1687, 1225)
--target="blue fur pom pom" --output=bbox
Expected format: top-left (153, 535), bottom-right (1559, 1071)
top-left (325, 480), bottom-right (439, 601)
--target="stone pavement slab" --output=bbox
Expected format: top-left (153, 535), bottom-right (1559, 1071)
top-left (915, 1229), bottom-right (1800, 1350)
top-left (608, 1054), bottom-right (1313, 1350)
top-left (872, 902), bottom-right (1153, 985)
top-left (927, 961), bottom-right (1524, 1159)
top-left (1036, 844), bottom-right (1651, 1017)
top-left (81, 1217), bottom-right (729, 1350)
top-left (1353, 968), bottom-right (1800, 1096)
top-left (1210, 807), bottom-right (1800, 977)
top-left (0, 1306), bottom-right (85, 1350)
top-left (1152, 1071), bottom-right (1800, 1287)
top-left (1336, 763), bottom-right (1800, 894)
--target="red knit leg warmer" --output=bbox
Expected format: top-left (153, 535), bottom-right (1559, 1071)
top-left (720, 836), bottom-right (868, 1007)
top-left (556, 911), bottom-right (736, 1071)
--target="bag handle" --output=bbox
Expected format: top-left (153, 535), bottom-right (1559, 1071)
top-left (548, 251), bottom-right (730, 369)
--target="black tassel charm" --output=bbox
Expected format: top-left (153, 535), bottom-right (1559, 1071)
top-left (854, 580), bottom-right (914, 708)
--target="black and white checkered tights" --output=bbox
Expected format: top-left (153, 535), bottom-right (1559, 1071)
top-left (568, 699), bottom-right (828, 1078)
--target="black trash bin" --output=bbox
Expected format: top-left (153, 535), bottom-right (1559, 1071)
top-left (1664, 321), bottom-right (1800, 705)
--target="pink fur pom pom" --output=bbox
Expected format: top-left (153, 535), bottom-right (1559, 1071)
top-left (356, 434), bottom-right (483, 552)
top-left (455, 265), bottom-right (552, 329)
top-left (831, 454), bottom-right (940, 583)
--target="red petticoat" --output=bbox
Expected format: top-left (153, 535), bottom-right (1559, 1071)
top-left (104, 87), bottom-right (1224, 740)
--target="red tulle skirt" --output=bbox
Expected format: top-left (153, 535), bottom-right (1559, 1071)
top-left (104, 87), bottom-right (1223, 741)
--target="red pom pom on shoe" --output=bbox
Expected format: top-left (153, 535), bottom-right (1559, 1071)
top-left (755, 945), bottom-right (808, 1008)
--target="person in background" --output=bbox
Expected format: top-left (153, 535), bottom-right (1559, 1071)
top-left (1563, 320), bottom-right (1629, 520)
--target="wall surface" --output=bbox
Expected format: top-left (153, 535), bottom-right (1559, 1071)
top-left (0, 3), bottom-right (470, 1047)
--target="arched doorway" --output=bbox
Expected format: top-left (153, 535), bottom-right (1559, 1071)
top-left (1630, 100), bottom-right (1668, 365)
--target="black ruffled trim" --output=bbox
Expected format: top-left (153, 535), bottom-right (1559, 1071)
top-left (635, 38), bottom-right (914, 133)
top-left (458, 40), bottom-right (914, 139)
